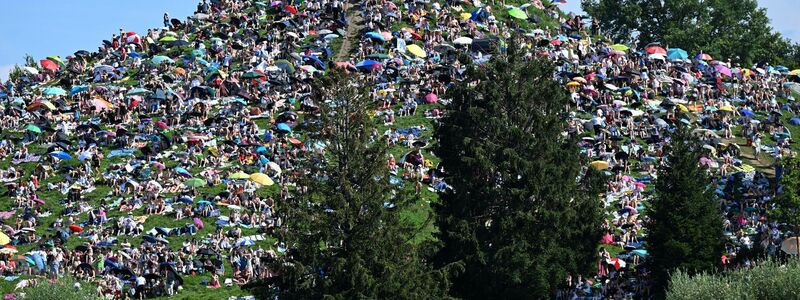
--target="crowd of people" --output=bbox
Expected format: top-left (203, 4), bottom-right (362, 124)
top-left (0, 0), bottom-right (799, 298)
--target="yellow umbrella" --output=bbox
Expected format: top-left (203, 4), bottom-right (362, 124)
top-left (790, 69), bottom-right (800, 76)
top-left (566, 81), bottom-right (580, 87)
top-left (718, 105), bottom-right (734, 112)
top-left (460, 13), bottom-right (471, 20)
top-left (590, 161), bottom-right (609, 170)
top-left (406, 44), bottom-right (427, 58)
top-left (676, 104), bottom-right (689, 113)
top-left (0, 233), bottom-right (9, 246)
top-left (250, 173), bottom-right (274, 186)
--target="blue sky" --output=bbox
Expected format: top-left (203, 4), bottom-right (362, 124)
top-left (1, 1), bottom-right (798, 80)
top-left (0, 1), bottom-right (196, 80)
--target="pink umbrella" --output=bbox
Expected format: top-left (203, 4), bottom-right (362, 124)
top-left (424, 93), bottom-right (438, 104)
top-left (193, 217), bottom-right (204, 230)
top-left (380, 31), bottom-right (393, 41)
top-left (715, 64), bottom-right (732, 77)
top-left (633, 182), bottom-right (646, 189)
top-left (155, 121), bottom-right (169, 130)
top-left (623, 205), bottom-right (638, 215)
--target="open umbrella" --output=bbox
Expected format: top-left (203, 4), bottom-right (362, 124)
top-left (715, 64), bottom-right (732, 77)
top-left (0, 233), bottom-right (9, 246)
top-left (159, 36), bottom-right (177, 43)
top-left (68, 85), bottom-right (89, 96)
top-left (453, 37), bottom-right (473, 45)
top-left (364, 32), bottom-right (385, 42)
top-left (229, 172), bottom-right (250, 179)
top-left (275, 123), bottom-right (292, 133)
top-left (43, 87), bottom-right (67, 96)
top-left (26, 124), bottom-right (42, 134)
top-left (69, 224), bottom-right (83, 233)
top-left (250, 173), bottom-right (274, 186)
top-left (40, 59), bottom-right (59, 71)
top-left (49, 151), bottom-right (73, 160)
top-left (610, 44), bottom-right (629, 52)
top-left (405, 44), bottom-right (426, 58)
top-left (183, 178), bottom-right (207, 188)
top-left (667, 48), bottom-right (688, 60)
top-left (126, 88), bottom-right (151, 95)
top-left (508, 7), bottom-right (528, 19)
top-left (356, 60), bottom-right (382, 71)
top-left (695, 53), bottom-right (713, 61)
top-left (151, 55), bottom-right (174, 64)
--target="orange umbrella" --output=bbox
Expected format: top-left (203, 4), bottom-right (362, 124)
top-left (69, 224), bottom-right (83, 233)
top-left (174, 67), bottom-right (186, 76)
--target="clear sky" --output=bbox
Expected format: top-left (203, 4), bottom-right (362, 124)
top-left (0, 1), bottom-right (196, 80)
top-left (1, 1), bottom-right (799, 80)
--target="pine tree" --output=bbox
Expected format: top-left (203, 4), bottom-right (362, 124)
top-left (247, 70), bottom-right (446, 299)
top-left (648, 127), bottom-right (724, 294)
top-left (432, 45), bottom-right (603, 299)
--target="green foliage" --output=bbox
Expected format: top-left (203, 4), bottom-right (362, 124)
top-left (248, 70), bottom-right (447, 299)
top-left (432, 44), bottom-right (603, 299)
top-left (582, 0), bottom-right (797, 67)
top-left (648, 128), bottom-right (725, 294)
top-left (20, 278), bottom-right (97, 300)
top-left (667, 260), bottom-right (800, 300)
top-left (23, 54), bottom-right (37, 68)
top-left (772, 156), bottom-right (800, 228)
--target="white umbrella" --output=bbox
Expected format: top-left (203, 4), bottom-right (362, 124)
top-left (267, 162), bottom-right (282, 175)
top-left (23, 66), bottom-right (39, 75)
top-left (453, 37), bottom-right (473, 45)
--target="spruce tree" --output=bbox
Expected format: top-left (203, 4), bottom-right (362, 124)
top-left (248, 70), bottom-right (446, 299)
top-left (648, 127), bottom-right (724, 294)
top-left (432, 45), bottom-right (603, 299)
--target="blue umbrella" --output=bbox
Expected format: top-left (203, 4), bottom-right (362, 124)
top-left (276, 123), bottom-right (292, 133)
top-left (740, 109), bottom-right (755, 117)
top-left (175, 167), bottom-right (191, 176)
top-left (179, 196), bottom-right (194, 204)
top-left (142, 235), bottom-right (157, 243)
top-left (68, 85), bottom-right (89, 96)
top-left (302, 55), bottom-right (326, 70)
top-left (667, 48), bottom-right (688, 60)
top-left (631, 249), bottom-right (648, 257)
top-left (364, 32), bottom-right (385, 42)
top-left (128, 52), bottom-right (141, 58)
top-left (790, 117), bottom-right (800, 126)
top-left (151, 55), bottom-right (174, 64)
top-left (238, 239), bottom-right (256, 246)
top-left (256, 146), bottom-right (268, 154)
top-left (49, 151), bottom-right (73, 160)
top-left (43, 87), bottom-right (67, 96)
top-left (356, 59), bottom-right (382, 71)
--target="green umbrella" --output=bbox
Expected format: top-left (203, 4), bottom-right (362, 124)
top-left (241, 71), bottom-right (266, 79)
top-left (183, 178), bottom-right (207, 188)
top-left (229, 172), bottom-right (251, 179)
top-left (274, 59), bottom-right (295, 74)
top-left (611, 44), bottom-right (629, 52)
top-left (126, 88), bottom-right (152, 95)
top-left (159, 36), bottom-right (177, 43)
top-left (25, 124), bottom-right (42, 134)
top-left (47, 56), bottom-right (66, 67)
top-left (508, 8), bottom-right (528, 20)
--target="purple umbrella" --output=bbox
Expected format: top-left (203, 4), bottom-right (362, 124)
top-left (715, 64), bottom-right (732, 77)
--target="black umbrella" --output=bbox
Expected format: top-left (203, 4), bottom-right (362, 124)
top-left (145, 273), bottom-right (161, 282)
top-left (75, 245), bottom-right (89, 252)
top-left (197, 248), bottom-right (217, 256)
top-left (74, 50), bottom-right (90, 57)
top-left (171, 18), bottom-right (182, 26)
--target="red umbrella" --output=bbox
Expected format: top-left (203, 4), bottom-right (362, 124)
top-left (551, 39), bottom-right (562, 46)
top-left (284, 5), bottom-right (297, 14)
top-left (645, 45), bottom-right (666, 55)
top-left (69, 224), bottom-right (83, 233)
top-left (155, 121), bottom-right (169, 130)
top-left (40, 59), bottom-right (58, 71)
